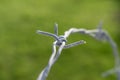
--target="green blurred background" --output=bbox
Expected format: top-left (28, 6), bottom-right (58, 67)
top-left (0, 0), bottom-right (120, 80)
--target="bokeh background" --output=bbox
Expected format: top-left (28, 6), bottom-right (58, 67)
top-left (0, 0), bottom-right (120, 80)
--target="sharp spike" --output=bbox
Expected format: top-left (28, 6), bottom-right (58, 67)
top-left (54, 23), bottom-right (58, 36)
top-left (64, 40), bottom-right (86, 49)
top-left (97, 20), bottom-right (103, 31)
top-left (37, 30), bottom-right (59, 41)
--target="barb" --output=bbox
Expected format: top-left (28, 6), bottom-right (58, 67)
top-left (37, 24), bottom-right (86, 80)
top-left (37, 30), bottom-right (59, 41)
top-left (64, 40), bottom-right (86, 49)
top-left (54, 23), bottom-right (58, 36)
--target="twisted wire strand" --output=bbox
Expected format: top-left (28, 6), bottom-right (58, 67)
top-left (37, 41), bottom-right (66, 80)
top-left (37, 22), bottom-right (120, 80)
top-left (83, 28), bottom-right (120, 79)
top-left (101, 33), bottom-right (120, 80)
top-left (37, 42), bottom-right (57, 80)
top-left (53, 42), bottom-right (66, 65)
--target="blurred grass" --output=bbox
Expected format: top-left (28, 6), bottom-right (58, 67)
top-left (0, 0), bottom-right (119, 80)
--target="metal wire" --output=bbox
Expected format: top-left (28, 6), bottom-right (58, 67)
top-left (37, 22), bottom-right (120, 80)
top-left (37, 24), bottom-right (86, 80)
top-left (101, 32), bottom-right (120, 80)
top-left (37, 42), bottom-right (65, 80)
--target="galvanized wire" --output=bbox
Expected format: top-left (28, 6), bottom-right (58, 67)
top-left (37, 41), bottom-right (65, 80)
top-left (37, 22), bottom-right (120, 80)
top-left (37, 24), bottom-right (86, 80)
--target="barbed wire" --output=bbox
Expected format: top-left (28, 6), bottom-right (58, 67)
top-left (36, 22), bottom-right (120, 80)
